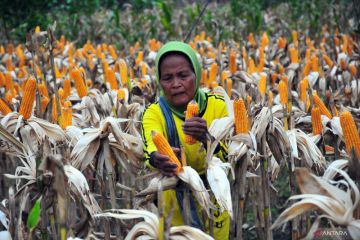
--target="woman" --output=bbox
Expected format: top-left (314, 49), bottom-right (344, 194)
top-left (141, 41), bottom-right (230, 239)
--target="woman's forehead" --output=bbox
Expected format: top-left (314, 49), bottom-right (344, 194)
top-left (159, 52), bottom-right (193, 73)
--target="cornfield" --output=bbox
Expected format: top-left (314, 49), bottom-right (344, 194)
top-left (0, 1), bottom-right (359, 240)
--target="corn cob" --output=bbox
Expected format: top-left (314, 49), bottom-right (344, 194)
top-left (313, 91), bottom-right (332, 119)
top-left (106, 67), bottom-right (118, 90)
top-left (311, 55), bottom-right (318, 72)
top-left (289, 47), bottom-right (298, 63)
top-left (60, 101), bottom-right (72, 129)
top-left (342, 35), bottom-right (348, 54)
top-left (86, 79), bottom-right (92, 88)
top-left (0, 99), bottom-right (12, 115)
top-left (259, 74), bottom-right (266, 96)
top-left (117, 88), bottom-right (126, 102)
top-left (257, 58), bottom-right (265, 72)
top-left (268, 91), bottom-right (273, 108)
top-left (349, 64), bottom-right (357, 77)
top-left (229, 49), bottom-right (237, 74)
top-left (340, 111), bottom-right (360, 157)
top-left (261, 32), bottom-right (269, 48)
top-left (70, 68), bottom-right (88, 98)
top-left (5, 92), bottom-right (12, 103)
top-left (303, 60), bottom-right (311, 76)
top-left (38, 82), bottom-right (49, 98)
top-left (248, 58), bottom-right (256, 74)
top-left (340, 59), bottom-right (347, 71)
top-left (248, 33), bottom-right (256, 47)
top-left (135, 51), bottom-right (143, 66)
top-left (201, 69), bottom-right (208, 86)
top-left (278, 64), bottom-right (285, 74)
top-left (323, 55), bottom-right (333, 68)
top-left (209, 62), bottom-right (218, 86)
top-left (292, 31), bottom-right (298, 47)
top-left (311, 107), bottom-right (323, 135)
top-left (0, 72), bottom-right (5, 87)
top-left (119, 59), bottom-right (128, 87)
top-left (234, 98), bottom-right (248, 134)
top-left (305, 49), bottom-right (311, 60)
top-left (299, 78), bottom-right (308, 103)
top-left (5, 72), bottom-right (15, 95)
top-left (271, 73), bottom-right (278, 86)
top-left (109, 45), bottom-right (117, 59)
top-left (63, 79), bottom-right (71, 98)
top-left (184, 100), bottom-right (199, 144)
top-left (51, 95), bottom-right (58, 124)
top-left (277, 37), bottom-right (286, 49)
top-left (19, 77), bottom-right (36, 120)
top-left (152, 131), bottom-right (182, 175)
top-left (6, 44), bottom-right (14, 54)
top-left (279, 80), bottom-right (288, 105)
top-left (41, 96), bottom-right (49, 114)
top-left (227, 79), bottom-right (232, 97)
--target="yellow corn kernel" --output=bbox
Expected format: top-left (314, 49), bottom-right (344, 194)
top-left (19, 77), bottom-right (36, 120)
top-left (340, 111), bottom-right (360, 157)
top-left (311, 107), bottom-right (323, 135)
top-left (70, 68), bottom-right (88, 98)
top-left (234, 98), bottom-right (248, 134)
top-left (259, 74), bottom-right (266, 96)
top-left (313, 91), bottom-right (332, 119)
top-left (0, 99), bottom-right (12, 115)
top-left (279, 80), bottom-right (288, 105)
top-left (229, 49), bottom-right (237, 74)
top-left (152, 130), bottom-right (182, 175)
top-left (184, 101), bottom-right (199, 144)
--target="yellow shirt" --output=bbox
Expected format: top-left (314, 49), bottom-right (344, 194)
top-left (141, 93), bottom-right (228, 174)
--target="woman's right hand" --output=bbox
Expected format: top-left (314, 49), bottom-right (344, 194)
top-left (150, 149), bottom-right (180, 176)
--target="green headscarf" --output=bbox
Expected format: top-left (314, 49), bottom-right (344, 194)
top-left (155, 41), bottom-right (207, 119)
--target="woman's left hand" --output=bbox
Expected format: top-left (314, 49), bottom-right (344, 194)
top-left (182, 117), bottom-right (208, 144)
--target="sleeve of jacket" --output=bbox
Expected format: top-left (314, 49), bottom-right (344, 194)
top-left (141, 104), bottom-right (164, 169)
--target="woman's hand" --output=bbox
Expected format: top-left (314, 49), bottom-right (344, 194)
top-left (182, 117), bottom-right (208, 145)
top-left (150, 148), bottom-right (180, 176)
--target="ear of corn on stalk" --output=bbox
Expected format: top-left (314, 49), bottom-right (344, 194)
top-left (19, 77), bottom-right (36, 120)
top-left (340, 111), bottom-right (360, 157)
top-left (234, 98), bottom-right (248, 134)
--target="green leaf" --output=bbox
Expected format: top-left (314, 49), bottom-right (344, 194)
top-left (27, 197), bottom-right (42, 231)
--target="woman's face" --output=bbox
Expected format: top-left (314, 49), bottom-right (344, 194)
top-left (159, 53), bottom-right (196, 108)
